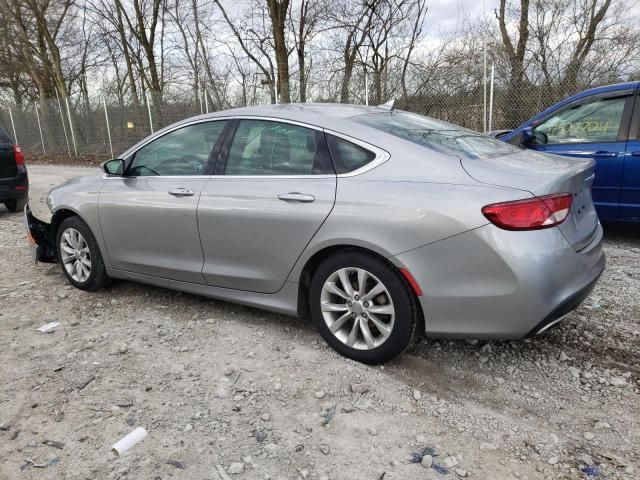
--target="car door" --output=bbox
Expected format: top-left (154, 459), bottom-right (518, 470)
top-left (622, 91), bottom-right (640, 221)
top-left (99, 120), bottom-right (228, 283)
top-left (528, 92), bottom-right (635, 221)
top-left (197, 118), bottom-right (337, 293)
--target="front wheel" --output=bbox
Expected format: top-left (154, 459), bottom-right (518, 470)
top-left (309, 251), bottom-right (419, 364)
top-left (56, 216), bottom-right (110, 291)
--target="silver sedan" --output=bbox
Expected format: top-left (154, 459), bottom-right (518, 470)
top-left (25, 104), bottom-right (605, 363)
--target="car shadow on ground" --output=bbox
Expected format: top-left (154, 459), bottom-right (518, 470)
top-left (602, 222), bottom-right (640, 246)
top-left (0, 205), bottom-right (18, 217)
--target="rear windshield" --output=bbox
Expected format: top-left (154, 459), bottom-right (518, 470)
top-left (352, 111), bottom-right (519, 160)
top-left (0, 128), bottom-right (13, 144)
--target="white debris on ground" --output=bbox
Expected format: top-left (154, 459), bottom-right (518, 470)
top-left (0, 164), bottom-right (638, 479)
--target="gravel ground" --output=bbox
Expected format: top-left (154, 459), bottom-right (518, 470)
top-left (1, 164), bottom-right (638, 480)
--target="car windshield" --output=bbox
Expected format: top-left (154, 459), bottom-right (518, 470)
top-left (352, 111), bottom-right (519, 159)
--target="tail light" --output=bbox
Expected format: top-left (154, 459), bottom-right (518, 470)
top-left (482, 193), bottom-right (572, 231)
top-left (14, 145), bottom-right (25, 166)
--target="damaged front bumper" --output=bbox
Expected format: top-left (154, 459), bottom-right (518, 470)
top-left (24, 204), bottom-right (57, 263)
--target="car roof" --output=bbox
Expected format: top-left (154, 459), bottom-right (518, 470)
top-left (218, 103), bottom-right (380, 119)
top-left (195, 103), bottom-right (387, 128)
top-left (571, 81), bottom-right (640, 98)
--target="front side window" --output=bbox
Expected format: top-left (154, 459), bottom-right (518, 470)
top-left (534, 96), bottom-right (628, 144)
top-left (129, 121), bottom-right (226, 176)
top-left (225, 120), bottom-right (333, 175)
top-left (353, 111), bottom-right (519, 160)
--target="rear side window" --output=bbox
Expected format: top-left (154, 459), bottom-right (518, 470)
top-left (326, 135), bottom-right (376, 174)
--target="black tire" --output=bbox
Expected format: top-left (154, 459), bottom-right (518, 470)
top-left (56, 216), bottom-right (110, 291)
top-left (4, 197), bottom-right (27, 213)
top-left (309, 250), bottom-right (419, 364)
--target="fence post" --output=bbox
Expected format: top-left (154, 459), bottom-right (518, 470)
top-left (483, 42), bottom-right (487, 133)
top-left (199, 88), bottom-right (204, 115)
top-left (145, 91), bottom-right (154, 134)
top-left (65, 97), bottom-right (78, 156)
top-left (103, 98), bottom-right (114, 159)
top-left (488, 62), bottom-right (495, 132)
top-left (8, 108), bottom-right (18, 144)
top-left (35, 104), bottom-right (46, 154)
top-left (364, 67), bottom-right (369, 106)
top-left (55, 90), bottom-right (72, 158)
top-left (204, 88), bottom-right (209, 113)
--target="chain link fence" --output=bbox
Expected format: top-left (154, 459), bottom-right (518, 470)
top-left (0, 70), bottom-right (603, 161)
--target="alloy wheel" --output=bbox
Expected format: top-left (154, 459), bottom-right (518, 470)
top-left (320, 267), bottom-right (395, 350)
top-left (60, 227), bottom-right (92, 283)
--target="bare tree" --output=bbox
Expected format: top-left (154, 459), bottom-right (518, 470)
top-left (328, 0), bottom-right (376, 103)
top-left (496, 0), bottom-right (531, 90)
top-left (289, 0), bottom-right (324, 102)
top-left (267, 0), bottom-right (291, 102)
top-left (214, 0), bottom-right (278, 103)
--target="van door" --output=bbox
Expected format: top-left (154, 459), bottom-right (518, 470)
top-left (622, 92), bottom-right (640, 221)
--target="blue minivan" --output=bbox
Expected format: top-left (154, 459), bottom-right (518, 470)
top-left (499, 81), bottom-right (640, 223)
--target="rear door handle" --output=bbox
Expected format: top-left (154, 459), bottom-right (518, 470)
top-left (168, 188), bottom-right (196, 197)
top-left (593, 151), bottom-right (618, 158)
top-left (277, 192), bottom-right (315, 203)
top-left (631, 151), bottom-right (640, 157)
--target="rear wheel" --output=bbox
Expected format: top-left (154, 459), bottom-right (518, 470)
top-left (56, 216), bottom-right (110, 291)
top-left (309, 251), bottom-right (418, 364)
top-left (4, 197), bottom-right (26, 212)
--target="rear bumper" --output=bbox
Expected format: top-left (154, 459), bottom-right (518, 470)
top-left (393, 223), bottom-right (605, 339)
top-left (0, 167), bottom-right (28, 201)
top-left (24, 204), bottom-right (56, 263)
top-left (524, 269), bottom-right (601, 337)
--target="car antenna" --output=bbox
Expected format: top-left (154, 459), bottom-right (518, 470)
top-left (377, 99), bottom-right (395, 111)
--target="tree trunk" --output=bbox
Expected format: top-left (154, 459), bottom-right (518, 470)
top-left (267, 0), bottom-right (291, 103)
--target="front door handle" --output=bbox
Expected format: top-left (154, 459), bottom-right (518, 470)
top-left (168, 188), bottom-right (196, 197)
top-left (277, 192), bottom-right (315, 203)
top-left (593, 151), bottom-right (618, 158)
top-left (631, 151), bottom-right (640, 157)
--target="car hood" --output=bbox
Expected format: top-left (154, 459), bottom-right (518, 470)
top-left (53, 171), bottom-right (104, 191)
top-left (48, 171), bottom-right (104, 212)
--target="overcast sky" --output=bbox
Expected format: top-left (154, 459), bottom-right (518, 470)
top-left (422, 0), bottom-right (640, 36)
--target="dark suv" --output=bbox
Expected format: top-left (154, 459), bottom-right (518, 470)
top-left (0, 128), bottom-right (28, 212)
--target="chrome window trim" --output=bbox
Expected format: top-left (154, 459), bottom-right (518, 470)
top-left (116, 115), bottom-right (389, 179)
top-left (102, 174), bottom-right (336, 180)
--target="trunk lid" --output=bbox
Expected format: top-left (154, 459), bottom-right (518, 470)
top-left (461, 149), bottom-right (599, 251)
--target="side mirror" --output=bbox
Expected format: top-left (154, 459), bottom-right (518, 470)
top-left (102, 159), bottom-right (125, 176)
top-left (521, 126), bottom-right (535, 145)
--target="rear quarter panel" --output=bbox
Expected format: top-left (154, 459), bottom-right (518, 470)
top-left (287, 176), bottom-right (533, 282)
